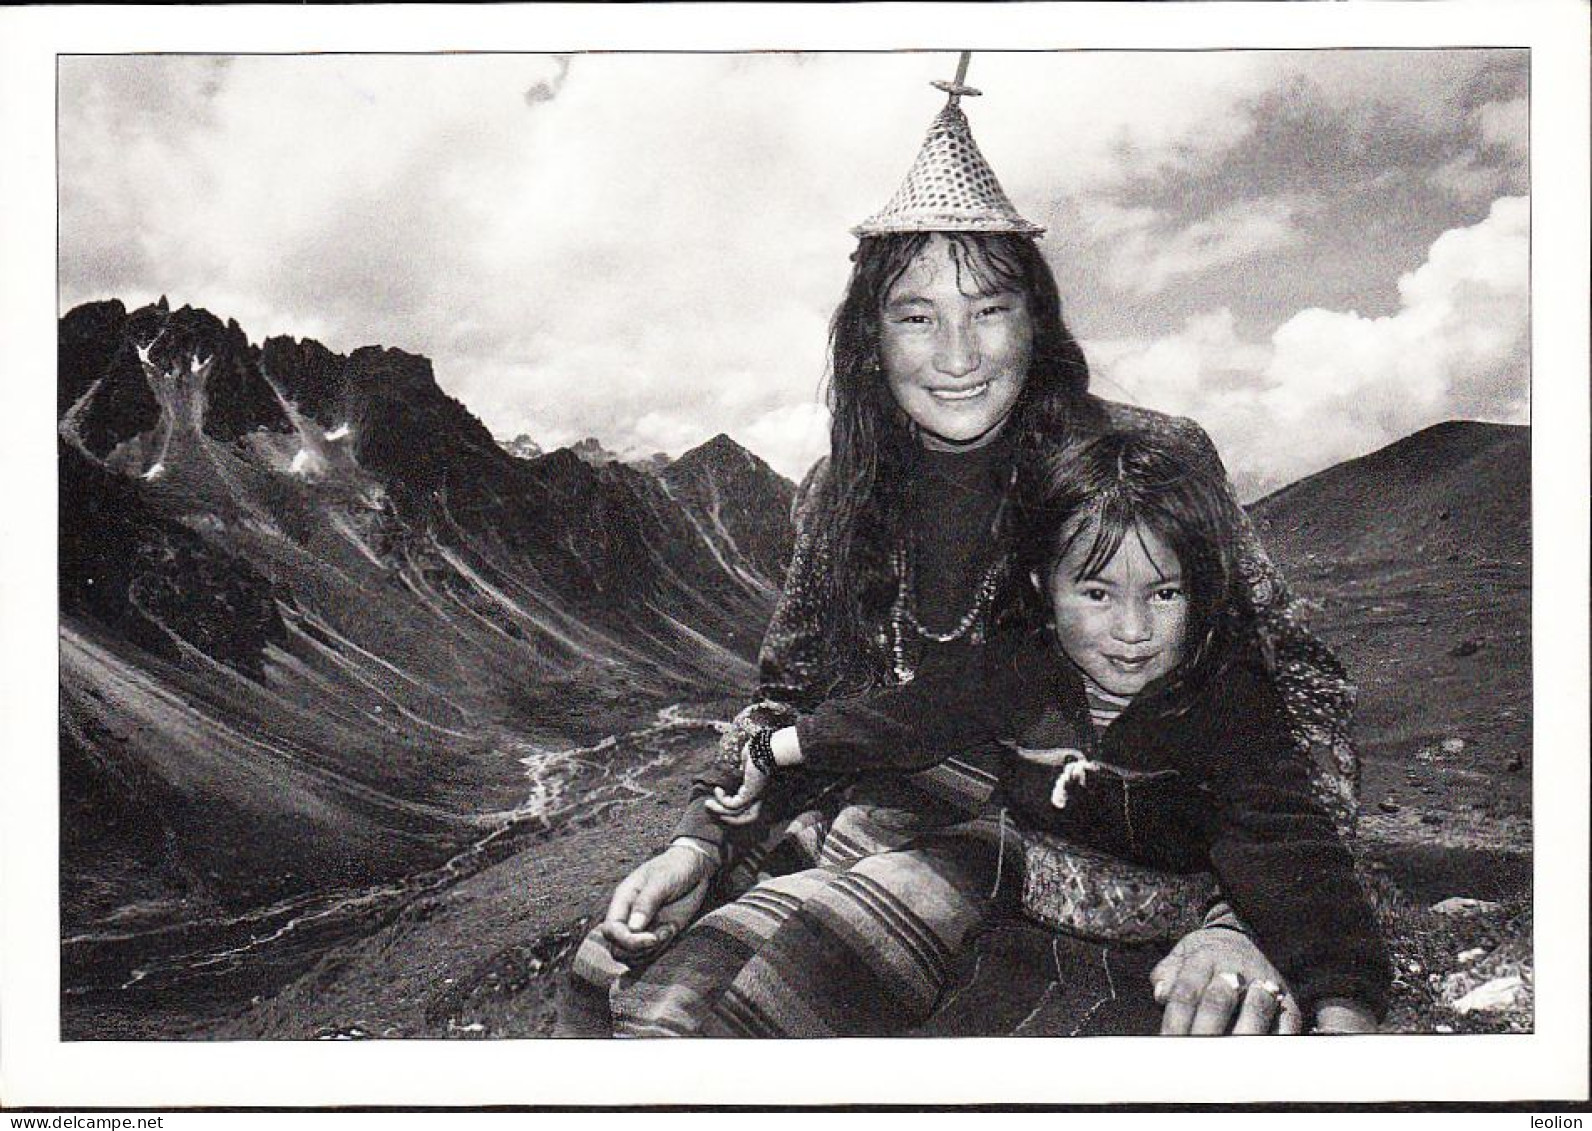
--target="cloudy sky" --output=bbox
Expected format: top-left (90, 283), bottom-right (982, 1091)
top-left (57, 48), bottom-right (1528, 498)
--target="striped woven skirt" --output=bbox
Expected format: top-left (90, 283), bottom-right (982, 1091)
top-left (613, 800), bottom-right (1012, 1037)
top-left (559, 758), bottom-right (1171, 1038)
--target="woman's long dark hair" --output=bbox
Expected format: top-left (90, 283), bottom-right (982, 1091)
top-left (808, 232), bottom-right (1097, 669)
top-left (1013, 429), bottom-right (1255, 703)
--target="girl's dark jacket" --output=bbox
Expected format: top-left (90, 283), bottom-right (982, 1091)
top-left (790, 624), bottom-right (1393, 1019)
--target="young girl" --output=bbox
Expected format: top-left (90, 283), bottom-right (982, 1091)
top-left (712, 428), bottom-right (1392, 1032)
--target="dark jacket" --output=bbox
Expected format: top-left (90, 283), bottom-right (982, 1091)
top-left (792, 627), bottom-right (1393, 1019)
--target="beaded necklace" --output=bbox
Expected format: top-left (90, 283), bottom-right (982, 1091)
top-left (888, 545), bottom-right (1007, 683)
top-left (885, 446), bottom-right (1018, 684)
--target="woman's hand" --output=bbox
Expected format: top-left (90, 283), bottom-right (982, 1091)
top-left (707, 726), bottom-right (798, 826)
top-left (600, 842), bottom-right (718, 956)
top-left (1150, 927), bottom-right (1305, 1035)
top-left (706, 731), bottom-right (770, 822)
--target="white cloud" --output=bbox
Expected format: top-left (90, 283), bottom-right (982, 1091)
top-left (1080, 197), bottom-right (1304, 297)
top-left (972, 51), bottom-right (1281, 199)
top-left (734, 401), bottom-right (832, 483)
top-left (1089, 308), bottom-right (1270, 403)
top-left (59, 54), bottom-right (873, 466)
top-left (1431, 96), bottom-right (1529, 201)
top-left (1089, 196), bottom-right (1528, 497)
top-left (629, 411), bottom-right (718, 460)
top-left (1476, 97), bottom-right (1529, 158)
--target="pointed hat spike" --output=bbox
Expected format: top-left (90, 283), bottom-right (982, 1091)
top-left (852, 51), bottom-right (1043, 239)
top-left (930, 50), bottom-right (981, 106)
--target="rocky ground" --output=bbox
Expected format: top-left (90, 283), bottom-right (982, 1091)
top-left (206, 717), bottom-right (722, 1041)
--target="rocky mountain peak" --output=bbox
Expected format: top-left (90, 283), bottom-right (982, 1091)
top-left (568, 436), bottom-right (620, 466)
top-left (500, 433), bottom-right (544, 460)
top-left (669, 432), bottom-right (769, 481)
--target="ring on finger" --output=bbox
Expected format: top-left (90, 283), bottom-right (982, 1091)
top-left (1252, 979), bottom-right (1283, 999)
top-left (1217, 971), bottom-right (1243, 992)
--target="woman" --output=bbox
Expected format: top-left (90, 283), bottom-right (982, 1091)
top-left (556, 77), bottom-right (1360, 1038)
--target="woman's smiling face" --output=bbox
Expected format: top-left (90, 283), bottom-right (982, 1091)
top-left (879, 235), bottom-right (1034, 450)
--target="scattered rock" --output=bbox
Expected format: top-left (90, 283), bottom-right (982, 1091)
top-left (314, 1025), bottom-right (371, 1040)
top-left (1440, 737), bottom-right (1466, 755)
top-left (1378, 799), bottom-right (1401, 814)
top-left (1504, 754), bottom-right (1524, 773)
top-left (1430, 897), bottom-right (1501, 916)
top-left (1452, 976), bottom-right (1526, 1015)
top-left (1434, 1023), bottom-right (1454, 1034)
top-left (1421, 813), bottom-right (1443, 826)
top-left (1457, 947), bottom-right (1487, 965)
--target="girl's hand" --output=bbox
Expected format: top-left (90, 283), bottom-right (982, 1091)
top-left (707, 727), bottom-right (802, 826)
top-left (1152, 927), bottom-right (1305, 1035)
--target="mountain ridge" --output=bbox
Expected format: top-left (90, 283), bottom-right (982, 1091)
top-left (1250, 420), bottom-right (1529, 569)
top-left (57, 297), bottom-right (796, 1031)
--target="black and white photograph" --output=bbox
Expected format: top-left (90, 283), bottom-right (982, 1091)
top-left (2, 0), bottom-right (1587, 1111)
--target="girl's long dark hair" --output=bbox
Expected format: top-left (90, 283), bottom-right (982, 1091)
top-left (808, 232), bottom-right (1097, 670)
top-left (1014, 429), bottom-right (1255, 703)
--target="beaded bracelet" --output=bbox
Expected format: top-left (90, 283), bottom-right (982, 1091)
top-left (747, 727), bottom-right (778, 776)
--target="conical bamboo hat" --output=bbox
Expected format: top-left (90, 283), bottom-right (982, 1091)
top-left (852, 67), bottom-right (1043, 239)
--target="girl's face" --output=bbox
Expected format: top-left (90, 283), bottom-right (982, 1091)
top-left (1040, 522), bottom-right (1189, 697)
top-left (878, 235), bottom-right (1033, 450)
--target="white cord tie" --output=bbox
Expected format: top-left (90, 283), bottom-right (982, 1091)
top-left (1049, 750), bottom-right (1103, 809)
top-left (989, 806), bottom-right (1009, 898)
